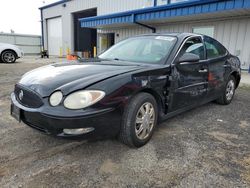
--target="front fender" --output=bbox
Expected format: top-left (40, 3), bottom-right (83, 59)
top-left (87, 66), bottom-right (171, 114)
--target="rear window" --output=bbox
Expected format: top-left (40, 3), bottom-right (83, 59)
top-left (204, 36), bottom-right (227, 59)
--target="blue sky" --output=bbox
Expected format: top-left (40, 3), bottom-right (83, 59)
top-left (0, 0), bottom-right (58, 35)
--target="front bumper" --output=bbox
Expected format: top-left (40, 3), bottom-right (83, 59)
top-left (16, 49), bottom-right (24, 59)
top-left (11, 93), bottom-right (122, 138)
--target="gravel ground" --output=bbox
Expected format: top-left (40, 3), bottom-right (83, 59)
top-left (0, 57), bottom-right (250, 188)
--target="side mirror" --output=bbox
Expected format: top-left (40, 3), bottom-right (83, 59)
top-left (178, 53), bottom-right (200, 65)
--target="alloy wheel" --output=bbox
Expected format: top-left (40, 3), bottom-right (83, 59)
top-left (226, 80), bottom-right (235, 101)
top-left (3, 52), bottom-right (16, 63)
top-left (135, 102), bottom-right (155, 140)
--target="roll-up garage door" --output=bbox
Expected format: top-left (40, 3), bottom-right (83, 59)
top-left (47, 17), bottom-right (62, 56)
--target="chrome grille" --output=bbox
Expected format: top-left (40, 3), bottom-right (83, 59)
top-left (14, 84), bottom-right (43, 108)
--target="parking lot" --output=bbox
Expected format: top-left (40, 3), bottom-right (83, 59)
top-left (0, 58), bottom-right (250, 188)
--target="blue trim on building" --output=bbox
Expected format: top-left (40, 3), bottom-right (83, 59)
top-left (80, 0), bottom-right (250, 28)
top-left (39, 0), bottom-right (71, 10)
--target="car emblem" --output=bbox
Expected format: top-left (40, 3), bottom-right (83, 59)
top-left (19, 90), bottom-right (24, 101)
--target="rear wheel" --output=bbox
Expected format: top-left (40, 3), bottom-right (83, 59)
top-left (216, 75), bottom-right (236, 105)
top-left (119, 93), bottom-right (158, 147)
top-left (1, 50), bottom-right (16, 63)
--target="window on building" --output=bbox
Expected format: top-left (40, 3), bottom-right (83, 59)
top-left (156, 0), bottom-right (189, 6)
top-left (204, 36), bottom-right (227, 59)
top-left (170, 0), bottom-right (189, 4)
top-left (193, 26), bottom-right (214, 37)
top-left (179, 37), bottom-right (205, 60)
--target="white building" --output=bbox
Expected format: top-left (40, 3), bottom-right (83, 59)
top-left (40, 0), bottom-right (250, 70)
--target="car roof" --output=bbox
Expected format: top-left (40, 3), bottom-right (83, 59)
top-left (133, 32), bottom-right (203, 39)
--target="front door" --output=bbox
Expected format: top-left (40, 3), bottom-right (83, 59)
top-left (99, 33), bottom-right (115, 53)
top-left (169, 36), bottom-right (209, 112)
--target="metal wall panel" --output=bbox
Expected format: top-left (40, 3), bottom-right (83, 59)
top-left (47, 17), bottom-right (63, 56)
top-left (80, 0), bottom-right (248, 28)
top-left (42, 0), bottom-right (153, 54)
top-left (41, 0), bottom-right (250, 69)
top-left (241, 18), bottom-right (250, 70)
top-left (0, 35), bottom-right (15, 44)
top-left (15, 36), bottom-right (41, 46)
top-left (101, 16), bottom-right (250, 69)
top-left (0, 33), bottom-right (41, 55)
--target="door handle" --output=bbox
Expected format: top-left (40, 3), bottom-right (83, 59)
top-left (198, 69), bottom-right (208, 73)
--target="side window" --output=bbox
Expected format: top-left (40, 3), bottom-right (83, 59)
top-left (204, 36), bottom-right (227, 59)
top-left (179, 37), bottom-right (205, 60)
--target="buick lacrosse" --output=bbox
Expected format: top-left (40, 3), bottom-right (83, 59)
top-left (11, 33), bottom-right (241, 147)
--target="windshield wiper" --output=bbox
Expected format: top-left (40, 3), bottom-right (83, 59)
top-left (113, 58), bottom-right (126, 61)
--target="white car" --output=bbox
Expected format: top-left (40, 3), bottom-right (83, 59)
top-left (0, 43), bottom-right (24, 63)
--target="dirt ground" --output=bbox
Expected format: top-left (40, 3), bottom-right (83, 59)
top-left (0, 57), bottom-right (250, 188)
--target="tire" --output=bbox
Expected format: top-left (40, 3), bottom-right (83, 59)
top-left (1, 50), bottom-right (16, 63)
top-left (216, 75), bottom-right (236, 105)
top-left (119, 93), bottom-right (158, 147)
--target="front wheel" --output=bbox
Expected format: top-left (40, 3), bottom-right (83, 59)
top-left (1, 51), bottom-right (16, 63)
top-left (119, 93), bottom-right (158, 148)
top-left (216, 75), bottom-right (236, 105)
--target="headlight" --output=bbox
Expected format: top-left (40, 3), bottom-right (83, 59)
top-left (64, 90), bottom-right (105, 110)
top-left (49, 91), bottom-right (63, 106)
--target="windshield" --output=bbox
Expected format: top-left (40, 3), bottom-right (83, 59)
top-left (99, 36), bottom-right (177, 64)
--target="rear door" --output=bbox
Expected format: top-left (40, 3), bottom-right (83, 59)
top-left (169, 36), bottom-right (209, 112)
top-left (203, 36), bottom-right (228, 100)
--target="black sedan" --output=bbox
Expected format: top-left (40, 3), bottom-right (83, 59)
top-left (11, 33), bottom-right (241, 147)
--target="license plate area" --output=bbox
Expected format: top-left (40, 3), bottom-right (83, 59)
top-left (11, 103), bottom-right (21, 122)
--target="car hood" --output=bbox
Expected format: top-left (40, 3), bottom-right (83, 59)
top-left (18, 62), bottom-right (143, 97)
